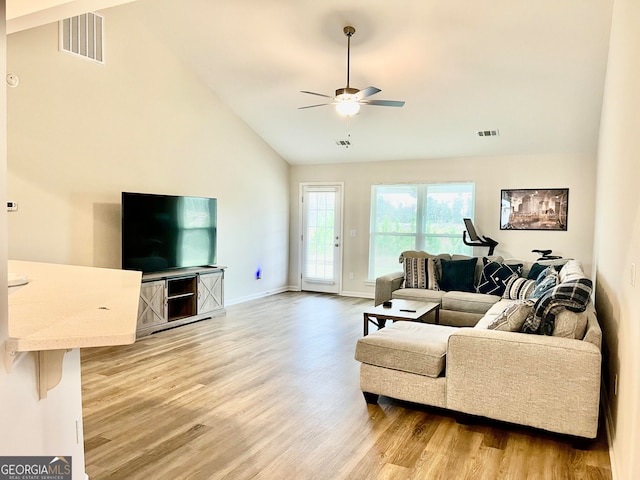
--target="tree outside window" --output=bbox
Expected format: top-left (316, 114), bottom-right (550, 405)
top-left (369, 183), bottom-right (475, 279)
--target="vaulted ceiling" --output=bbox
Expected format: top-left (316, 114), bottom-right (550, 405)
top-left (8, 0), bottom-right (614, 165)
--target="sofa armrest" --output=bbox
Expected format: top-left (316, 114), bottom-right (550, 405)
top-left (374, 271), bottom-right (405, 306)
top-left (446, 328), bottom-right (601, 438)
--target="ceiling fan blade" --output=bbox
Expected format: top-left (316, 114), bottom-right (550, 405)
top-left (356, 86), bottom-right (381, 99)
top-left (300, 90), bottom-right (334, 99)
top-left (361, 99), bottom-right (405, 107)
top-left (298, 103), bottom-right (331, 110)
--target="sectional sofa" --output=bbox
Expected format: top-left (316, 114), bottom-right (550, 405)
top-left (355, 251), bottom-right (602, 439)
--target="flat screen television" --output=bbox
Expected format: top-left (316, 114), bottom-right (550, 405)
top-left (122, 192), bottom-right (217, 273)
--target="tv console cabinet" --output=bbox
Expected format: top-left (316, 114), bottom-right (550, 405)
top-left (136, 266), bottom-right (226, 337)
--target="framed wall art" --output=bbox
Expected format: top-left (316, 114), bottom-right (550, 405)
top-left (500, 188), bottom-right (569, 231)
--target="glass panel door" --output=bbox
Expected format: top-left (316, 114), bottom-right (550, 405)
top-left (301, 185), bottom-right (342, 294)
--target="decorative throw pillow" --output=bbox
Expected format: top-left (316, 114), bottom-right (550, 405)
top-left (403, 257), bottom-right (439, 290)
top-left (533, 277), bottom-right (593, 336)
top-left (399, 251), bottom-right (450, 282)
top-left (439, 258), bottom-right (477, 293)
top-left (529, 268), bottom-right (559, 300)
top-left (527, 262), bottom-right (547, 280)
top-left (453, 254), bottom-right (503, 286)
top-left (549, 306), bottom-right (589, 339)
top-left (488, 299), bottom-right (535, 332)
top-left (558, 259), bottom-right (584, 283)
top-left (476, 260), bottom-right (523, 296)
top-left (502, 275), bottom-right (536, 300)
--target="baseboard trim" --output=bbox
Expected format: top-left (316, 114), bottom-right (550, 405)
top-left (225, 287), bottom-right (290, 306)
top-left (602, 383), bottom-right (618, 480)
top-left (340, 290), bottom-right (374, 299)
top-left (226, 287), bottom-right (372, 307)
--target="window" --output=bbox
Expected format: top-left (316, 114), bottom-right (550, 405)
top-left (369, 183), bottom-right (475, 279)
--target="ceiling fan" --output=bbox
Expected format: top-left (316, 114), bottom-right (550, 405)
top-left (299, 26), bottom-right (405, 117)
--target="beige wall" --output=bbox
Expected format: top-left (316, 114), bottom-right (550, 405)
top-left (289, 153), bottom-right (597, 296)
top-left (595, 0), bottom-right (640, 478)
top-left (6, 4), bottom-right (290, 304)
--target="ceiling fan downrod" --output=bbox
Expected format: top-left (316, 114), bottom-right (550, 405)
top-left (336, 26), bottom-right (358, 100)
top-left (344, 25), bottom-right (355, 89)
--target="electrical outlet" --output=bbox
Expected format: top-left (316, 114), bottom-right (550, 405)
top-left (631, 263), bottom-right (636, 287)
top-left (349, 272), bottom-right (354, 280)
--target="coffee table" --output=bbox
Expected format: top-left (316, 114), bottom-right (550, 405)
top-left (363, 299), bottom-right (440, 336)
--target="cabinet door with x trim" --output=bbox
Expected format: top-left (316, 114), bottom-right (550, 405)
top-left (137, 279), bottom-right (167, 328)
top-left (197, 271), bottom-right (224, 315)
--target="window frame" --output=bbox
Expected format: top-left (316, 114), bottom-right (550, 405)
top-left (368, 182), bottom-right (476, 280)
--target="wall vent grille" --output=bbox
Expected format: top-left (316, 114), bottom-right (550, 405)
top-left (477, 129), bottom-right (500, 137)
top-left (59, 13), bottom-right (104, 64)
top-left (335, 139), bottom-right (351, 147)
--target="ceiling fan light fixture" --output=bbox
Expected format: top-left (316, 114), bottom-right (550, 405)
top-left (335, 93), bottom-right (360, 116)
top-left (299, 26), bottom-right (405, 115)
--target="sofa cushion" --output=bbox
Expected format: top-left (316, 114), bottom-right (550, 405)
top-left (440, 258), bottom-right (477, 293)
top-left (488, 299), bottom-right (535, 332)
top-left (503, 276), bottom-right (536, 300)
top-left (441, 291), bottom-right (501, 314)
top-left (403, 257), bottom-right (439, 290)
top-left (393, 288), bottom-right (445, 304)
top-left (354, 321), bottom-right (458, 378)
top-left (476, 260), bottom-right (523, 296)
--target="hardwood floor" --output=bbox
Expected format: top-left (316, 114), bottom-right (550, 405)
top-left (81, 292), bottom-right (612, 479)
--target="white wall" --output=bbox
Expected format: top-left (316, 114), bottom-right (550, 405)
top-left (6, 4), bottom-right (290, 303)
top-left (594, 0), bottom-right (640, 478)
top-left (1, 4), bottom-right (86, 479)
top-left (289, 153), bottom-right (596, 296)
top-left (0, 350), bottom-right (86, 479)
top-left (2, 4), bottom-right (290, 476)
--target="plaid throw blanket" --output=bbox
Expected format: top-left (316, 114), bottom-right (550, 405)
top-left (522, 277), bottom-right (593, 335)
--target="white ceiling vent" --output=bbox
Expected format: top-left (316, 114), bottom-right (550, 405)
top-left (477, 129), bottom-right (500, 137)
top-left (59, 13), bottom-right (104, 64)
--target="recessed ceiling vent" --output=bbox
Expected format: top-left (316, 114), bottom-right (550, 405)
top-left (335, 139), bottom-right (352, 148)
top-left (477, 129), bottom-right (500, 137)
top-left (59, 12), bottom-right (104, 64)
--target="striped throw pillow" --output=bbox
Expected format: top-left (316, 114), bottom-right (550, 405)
top-left (502, 275), bottom-right (536, 300)
top-left (403, 257), bottom-right (439, 290)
